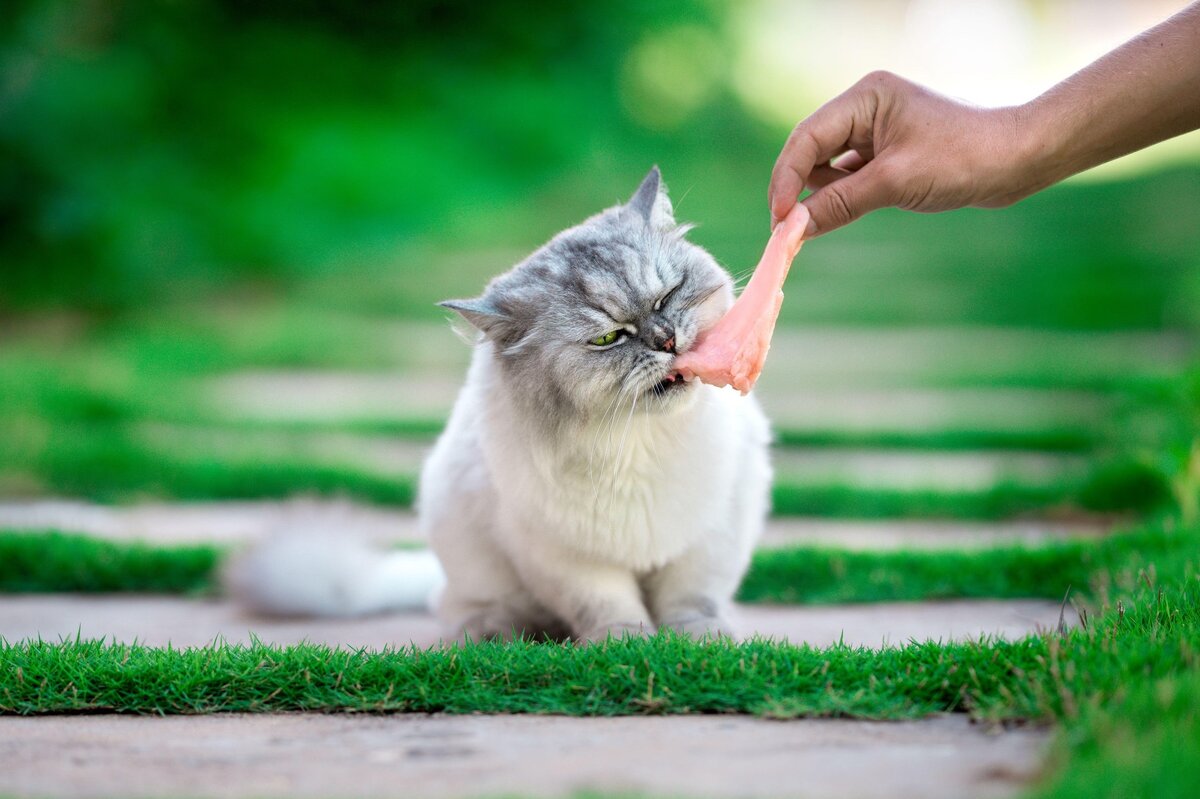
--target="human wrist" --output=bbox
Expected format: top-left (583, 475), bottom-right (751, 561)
top-left (994, 100), bottom-right (1073, 202)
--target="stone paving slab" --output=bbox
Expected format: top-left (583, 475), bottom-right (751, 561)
top-left (770, 448), bottom-right (1085, 491)
top-left (129, 422), bottom-right (1089, 492)
top-left (0, 713), bottom-right (1049, 799)
top-left (209, 321), bottom-right (1196, 389)
top-left (0, 498), bottom-right (1108, 550)
top-left (0, 595), bottom-right (1073, 650)
top-left (0, 499), bottom-right (1108, 550)
top-left (210, 370), bottom-right (1110, 435)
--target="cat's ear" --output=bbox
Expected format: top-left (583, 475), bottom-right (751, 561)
top-left (628, 165), bottom-right (675, 230)
top-left (439, 297), bottom-right (517, 343)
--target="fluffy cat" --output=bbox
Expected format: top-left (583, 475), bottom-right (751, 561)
top-left (227, 167), bottom-right (772, 642)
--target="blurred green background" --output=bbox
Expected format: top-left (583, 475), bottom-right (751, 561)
top-left (1, 0), bottom-right (1198, 516)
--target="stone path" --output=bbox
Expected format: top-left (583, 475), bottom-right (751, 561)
top-left (1, 595), bottom-right (1073, 650)
top-left (0, 713), bottom-right (1048, 799)
top-left (0, 484), bottom-right (1086, 799)
top-left (0, 498), bottom-right (1108, 550)
top-left (210, 369), bottom-right (1111, 436)
top-left (33, 416), bottom-right (1106, 494)
top-left (209, 322), bottom-right (1196, 395)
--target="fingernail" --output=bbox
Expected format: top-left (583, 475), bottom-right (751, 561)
top-left (804, 216), bottom-right (818, 238)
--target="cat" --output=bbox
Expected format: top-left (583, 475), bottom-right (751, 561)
top-left (227, 167), bottom-right (772, 642)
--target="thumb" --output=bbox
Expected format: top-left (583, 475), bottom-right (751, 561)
top-left (800, 163), bottom-right (895, 237)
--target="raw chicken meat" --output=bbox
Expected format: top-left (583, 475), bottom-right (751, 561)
top-left (674, 203), bottom-right (810, 394)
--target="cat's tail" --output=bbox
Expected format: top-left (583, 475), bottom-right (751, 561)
top-left (223, 533), bottom-right (445, 617)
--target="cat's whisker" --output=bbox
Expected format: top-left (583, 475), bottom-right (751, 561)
top-left (588, 367), bottom-right (644, 498)
top-left (588, 383), bottom-right (628, 483)
top-left (673, 183), bottom-right (696, 212)
top-left (590, 383), bottom-right (636, 492)
top-left (590, 382), bottom-right (633, 517)
top-left (729, 267), bottom-right (757, 289)
top-left (253, 166), bottom-right (770, 645)
top-left (608, 387), bottom-right (640, 513)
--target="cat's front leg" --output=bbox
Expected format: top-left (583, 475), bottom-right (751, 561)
top-left (642, 542), bottom-right (746, 640)
top-left (511, 548), bottom-right (656, 643)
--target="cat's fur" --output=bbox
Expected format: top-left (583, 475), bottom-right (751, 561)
top-left (227, 167), bottom-right (772, 641)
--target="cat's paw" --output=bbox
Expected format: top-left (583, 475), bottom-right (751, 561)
top-left (662, 614), bottom-right (737, 641)
top-left (576, 621), bottom-right (655, 644)
top-left (456, 612), bottom-right (532, 644)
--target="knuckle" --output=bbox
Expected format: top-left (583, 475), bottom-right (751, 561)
top-left (778, 125), bottom-right (823, 184)
top-left (861, 69), bottom-right (897, 89)
top-left (787, 123), bottom-right (820, 159)
top-left (860, 69), bottom-right (915, 99)
top-left (823, 184), bottom-right (857, 226)
top-left (798, 127), bottom-right (823, 161)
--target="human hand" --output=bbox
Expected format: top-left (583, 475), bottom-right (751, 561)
top-left (769, 71), bottom-right (1038, 237)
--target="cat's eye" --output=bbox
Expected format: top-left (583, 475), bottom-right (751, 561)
top-left (588, 330), bottom-right (624, 347)
top-left (654, 283), bottom-right (682, 311)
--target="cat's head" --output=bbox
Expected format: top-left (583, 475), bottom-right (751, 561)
top-left (441, 166), bottom-right (732, 423)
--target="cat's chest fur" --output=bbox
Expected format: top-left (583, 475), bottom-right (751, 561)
top-left (478, 369), bottom-right (752, 572)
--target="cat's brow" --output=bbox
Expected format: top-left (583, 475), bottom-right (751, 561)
top-left (582, 300), bottom-right (629, 327)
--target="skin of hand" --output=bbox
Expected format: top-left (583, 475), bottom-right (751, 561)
top-left (770, 1), bottom-right (1200, 237)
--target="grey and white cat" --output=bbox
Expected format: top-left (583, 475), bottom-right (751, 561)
top-left (229, 167), bottom-right (772, 642)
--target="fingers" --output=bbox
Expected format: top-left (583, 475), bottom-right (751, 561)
top-left (800, 161), bottom-right (896, 237)
top-left (832, 150), bottom-right (868, 172)
top-left (804, 150), bottom-right (869, 191)
top-left (804, 164), bottom-right (853, 191)
top-left (769, 90), bottom-right (868, 225)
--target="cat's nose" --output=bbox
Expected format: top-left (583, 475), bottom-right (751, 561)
top-left (651, 323), bottom-right (676, 353)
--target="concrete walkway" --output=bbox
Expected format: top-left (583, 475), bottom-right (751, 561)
top-left (0, 713), bottom-right (1049, 799)
top-left (0, 595), bottom-right (1073, 650)
top-left (130, 421), bottom-right (1091, 492)
top-left (0, 498), bottom-right (1108, 550)
top-left (0, 493), bottom-right (1080, 799)
top-left (211, 369), bottom-right (1110, 437)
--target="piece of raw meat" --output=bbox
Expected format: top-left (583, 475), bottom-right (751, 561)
top-left (674, 203), bottom-right (810, 394)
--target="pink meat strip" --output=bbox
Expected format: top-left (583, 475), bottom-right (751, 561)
top-left (674, 203), bottom-right (810, 394)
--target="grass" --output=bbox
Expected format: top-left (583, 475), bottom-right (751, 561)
top-left (1030, 671), bottom-right (1200, 799)
top-left (3, 521), bottom-right (1200, 799)
top-left (0, 521), bottom-right (1179, 605)
top-left (8, 343), bottom-right (1166, 520)
top-left (0, 533), bottom-right (219, 596)
top-left (0, 633), bottom-right (1049, 718)
top-left (774, 427), bottom-right (1099, 453)
top-left (0, 416), bottom-right (1168, 519)
top-left (0, 162), bottom-right (1195, 793)
top-left (1, 520), bottom-right (1197, 724)
top-left (4, 519), bottom-right (1200, 798)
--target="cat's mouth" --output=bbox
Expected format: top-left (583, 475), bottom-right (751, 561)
top-left (649, 371), bottom-right (688, 396)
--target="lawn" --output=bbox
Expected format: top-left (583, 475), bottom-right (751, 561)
top-left (3, 515), bottom-right (1199, 798)
top-left (4, 3), bottom-right (1200, 796)
top-left (2, 169), bottom-right (1199, 798)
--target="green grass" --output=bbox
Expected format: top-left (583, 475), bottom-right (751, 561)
top-left (4, 520), bottom-right (1200, 799)
top-left (9, 345), bottom-right (1167, 520)
top-left (3, 519), bottom-right (1200, 799)
top-left (0, 633), bottom-right (1047, 718)
top-left (0, 521), bottom-right (1179, 605)
top-left (1, 521), bottom-right (1197, 724)
top-left (0, 416), bottom-right (1167, 519)
top-left (774, 427), bottom-right (1100, 453)
top-left (0, 533), bottom-right (219, 595)
top-left (772, 482), bottom-right (1073, 520)
top-left (1030, 671), bottom-right (1200, 799)
top-left (3, 9), bottom-right (1198, 790)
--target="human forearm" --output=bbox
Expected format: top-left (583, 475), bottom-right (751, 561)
top-left (769, 1), bottom-right (1200, 236)
top-left (1019, 1), bottom-right (1200, 191)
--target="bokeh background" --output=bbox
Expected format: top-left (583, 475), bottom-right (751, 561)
top-left (2, 0), bottom-right (1198, 517)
